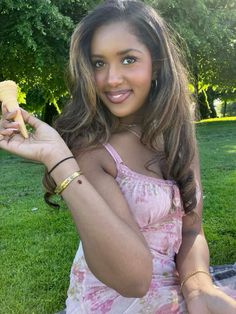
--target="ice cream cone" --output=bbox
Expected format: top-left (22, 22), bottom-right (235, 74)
top-left (0, 80), bottom-right (28, 138)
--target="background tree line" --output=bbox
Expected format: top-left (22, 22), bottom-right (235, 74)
top-left (0, 0), bottom-right (235, 123)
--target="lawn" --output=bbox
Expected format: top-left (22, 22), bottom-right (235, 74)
top-left (196, 119), bottom-right (236, 264)
top-left (0, 119), bottom-right (236, 313)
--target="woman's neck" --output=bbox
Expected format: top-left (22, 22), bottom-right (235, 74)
top-left (118, 112), bottom-right (144, 126)
top-left (118, 122), bottom-right (142, 139)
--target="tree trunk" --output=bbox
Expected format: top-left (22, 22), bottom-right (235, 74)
top-left (199, 91), bottom-right (211, 119)
top-left (206, 87), bottom-right (217, 118)
top-left (193, 70), bottom-right (201, 120)
top-left (223, 101), bottom-right (227, 117)
top-left (41, 102), bottom-right (58, 125)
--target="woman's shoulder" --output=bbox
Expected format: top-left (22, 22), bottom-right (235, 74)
top-left (74, 142), bottom-right (117, 178)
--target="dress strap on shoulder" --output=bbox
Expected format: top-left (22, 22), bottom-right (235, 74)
top-left (103, 143), bottom-right (123, 164)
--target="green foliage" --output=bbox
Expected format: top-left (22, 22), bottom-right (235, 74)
top-left (152, 0), bottom-right (236, 89)
top-left (149, 0), bottom-right (236, 118)
top-left (0, 0), bottom-right (87, 114)
top-left (0, 0), bottom-right (235, 120)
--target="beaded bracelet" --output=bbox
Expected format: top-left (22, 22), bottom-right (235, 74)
top-left (180, 270), bottom-right (211, 293)
top-left (54, 170), bottom-right (83, 195)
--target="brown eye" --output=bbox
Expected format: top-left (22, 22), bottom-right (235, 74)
top-left (93, 60), bottom-right (105, 69)
top-left (122, 56), bottom-right (137, 65)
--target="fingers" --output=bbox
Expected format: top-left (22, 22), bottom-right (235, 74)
top-left (0, 128), bottom-right (20, 142)
top-left (0, 104), bottom-right (20, 129)
top-left (1, 105), bottom-right (43, 140)
top-left (0, 105), bottom-right (24, 140)
top-left (1, 105), bottom-right (39, 128)
top-left (20, 108), bottom-right (42, 129)
top-left (1, 103), bottom-right (19, 120)
top-left (0, 127), bottom-right (20, 136)
top-left (0, 127), bottom-right (20, 143)
top-left (2, 120), bottom-right (20, 129)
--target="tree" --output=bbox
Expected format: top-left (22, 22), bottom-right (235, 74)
top-left (1, 0), bottom-right (235, 120)
top-left (0, 0), bottom-right (87, 121)
top-left (150, 0), bottom-right (236, 118)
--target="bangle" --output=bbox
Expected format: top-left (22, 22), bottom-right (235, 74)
top-left (48, 156), bottom-right (75, 175)
top-left (54, 171), bottom-right (83, 194)
top-left (180, 270), bottom-right (211, 293)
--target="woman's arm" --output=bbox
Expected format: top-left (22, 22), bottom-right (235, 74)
top-left (177, 224), bottom-right (236, 314)
top-left (176, 151), bottom-right (236, 313)
top-left (176, 211), bottom-right (212, 298)
top-left (47, 147), bottom-right (153, 297)
top-left (176, 156), bottom-right (211, 297)
top-left (0, 109), bottom-right (152, 298)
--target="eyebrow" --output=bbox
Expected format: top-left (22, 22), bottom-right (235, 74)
top-left (91, 48), bottom-right (143, 58)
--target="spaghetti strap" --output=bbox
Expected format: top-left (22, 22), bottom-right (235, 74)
top-left (103, 143), bottom-right (123, 164)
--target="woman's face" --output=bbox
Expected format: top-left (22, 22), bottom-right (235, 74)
top-left (90, 21), bottom-right (153, 123)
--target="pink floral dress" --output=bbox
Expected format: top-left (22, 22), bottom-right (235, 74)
top-left (65, 143), bottom-right (189, 313)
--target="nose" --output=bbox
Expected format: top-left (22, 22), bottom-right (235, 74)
top-left (106, 64), bottom-right (123, 87)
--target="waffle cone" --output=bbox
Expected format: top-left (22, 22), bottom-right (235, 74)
top-left (0, 80), bottom-right (28, 138)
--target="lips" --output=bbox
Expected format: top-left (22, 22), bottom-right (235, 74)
top-left (105, 90), bottom-right (132, 104)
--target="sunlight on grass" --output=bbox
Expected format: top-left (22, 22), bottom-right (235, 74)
top-left (198, 116), bottom-right (236, 123)
top-left (226, 148), bottom-right (236, 154)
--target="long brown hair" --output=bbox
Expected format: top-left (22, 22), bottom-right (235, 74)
top-left (43, 0), bottom-right (197, 214)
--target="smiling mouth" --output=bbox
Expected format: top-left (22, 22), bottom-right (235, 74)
top-left (105, 90), bottom-right (132, 104)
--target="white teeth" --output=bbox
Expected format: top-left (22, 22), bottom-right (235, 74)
top-left (106, 90), bottom-right (131, 104)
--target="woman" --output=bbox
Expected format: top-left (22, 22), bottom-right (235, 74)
top-left (0, 1), bottom-right (236, 313)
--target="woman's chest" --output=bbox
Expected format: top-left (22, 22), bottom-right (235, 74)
top-left (116, 171), bottom-right (177, 227)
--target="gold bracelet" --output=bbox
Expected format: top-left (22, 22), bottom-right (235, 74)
top-left (54, 171), bottom-right (83, 195)
top-left (180, 270), bottom-right (211, 293)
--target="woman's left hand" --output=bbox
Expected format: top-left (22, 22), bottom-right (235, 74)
top-left (0, 105), bottom-right (71, 166)
top-left (186, 285), bottom-right (236, 314)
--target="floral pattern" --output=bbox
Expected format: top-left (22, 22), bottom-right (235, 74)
top-left (65, 144), bottom-right (188, 313)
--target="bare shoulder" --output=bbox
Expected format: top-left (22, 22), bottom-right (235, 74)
top-left (75, 132), bottom-right (132, 178)
top-left (74, 141), bottom-right (143, 233)
top-left (75, 143), bottom-right (117, 178)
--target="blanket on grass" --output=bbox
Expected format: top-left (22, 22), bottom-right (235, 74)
top-left (56, 263), bottom-right (236, 314)
top-left (210, 263), bottom-right (236, 289)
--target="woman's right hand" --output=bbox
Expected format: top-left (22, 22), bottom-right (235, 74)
top-left (0, 104), bottom-right (72, 167)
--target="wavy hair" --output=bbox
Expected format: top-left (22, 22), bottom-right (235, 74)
top-left (43, 0), bottom-right (197, 214)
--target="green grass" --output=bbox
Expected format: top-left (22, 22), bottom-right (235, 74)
top-left (0, 151), bottom-right (78, 313)
top-left (196, 119), bottom-right (236, 264)
top-left (0, 119), bottom-right (236, 313)
top-left (198, 116), bottom-right (236, 123)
